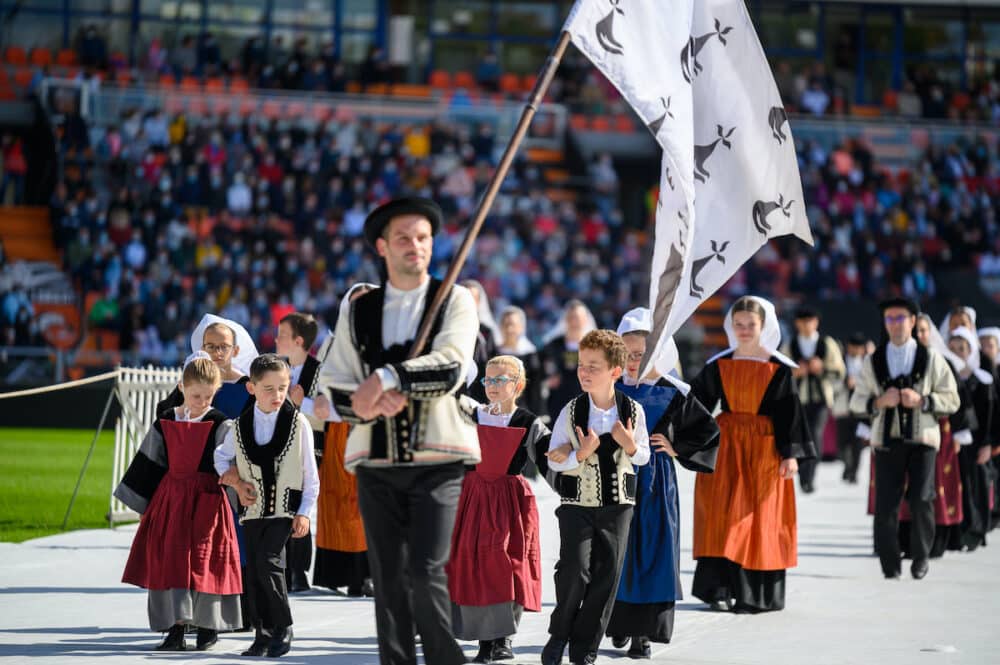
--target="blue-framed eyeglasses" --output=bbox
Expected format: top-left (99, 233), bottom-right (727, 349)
top-left (481, 376), bottom-right (515, 387)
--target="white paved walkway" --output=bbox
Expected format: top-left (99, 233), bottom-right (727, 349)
top-left (1, 452), bottom-right (997, 664)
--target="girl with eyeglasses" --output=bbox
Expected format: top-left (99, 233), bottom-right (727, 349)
top-left (446, 355), bottom-right (553, 664)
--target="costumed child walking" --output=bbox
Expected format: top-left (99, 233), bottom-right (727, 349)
top-left (214, 354), bottom-right (320, 658)
top-left (605, 309), bottom-right (719, 659)
top-left (446, 355), bottom-right (553, 664)
top-left (114, 353), bottom-right (242, 651)
top-left (542, 329), bottom-right (651, 665)
top-left (275, 311), bottom-right (324, 593)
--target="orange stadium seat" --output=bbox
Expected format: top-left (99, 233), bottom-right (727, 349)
top-left (158, 73), bottom-right (175, 88)
top-left (613, 114), bottom-right (634, 132)
top-left (499, 73), bottom-right (520, 94)
top-left (4, 46), bottom-right (26, 65)
top-left (311, 104), bottom-right (331, 122)
top-left (13, 68), bottom-right (33, 88)
top-left (570, 114), bottom-right (589, 131)
top-left (56, 49), bottom-right (77, 66)
top-left (590, 116), bottom-right (611, 132)
top-left (179, 75), bottom-right (201, 92)
top-left (229, 76), bottom-right (250, 94)
top-left (29, 48), bottom-right (52, 66)
top-left (204, 77), bottom-right (224, 93)
top-left (429, 70), bottom-right (451, 89)
top-left (521, 74), bottom-right (537, 92)
top-left (453, 71), bottom-right (475, 89)
top-left (391, 83), bottom-right (432, 98)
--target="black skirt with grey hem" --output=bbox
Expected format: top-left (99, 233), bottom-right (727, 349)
top-left (605, 600), bottom-right (675, 643)
top-left (312, 548), bottom-right (370, 590)
top-left (691, 557), bottom-right (786, 613)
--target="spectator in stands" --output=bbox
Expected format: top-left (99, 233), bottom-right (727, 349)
top-left (1, 134), bottom-right (27, 205)
top-left (77, 24), bottom-right (107, 69)
top-left (800, 79), bottom-right (831, 116)
top-left (902, 260), bottom-right (936, 303)
top-left (227, 172), bottom-right (252, 214)
top-left (359, 46), bottom-right (389, 88)
top-left (476, 52), bottom-right (501, 92)
top-left (200, 32), bottom-right (222, 75)
top-left (171, 35), bottom-right (198, 76)
top-left (896, 80), bottom-right (923, 118)
top-left (89, 289), bottom-right (120, 332)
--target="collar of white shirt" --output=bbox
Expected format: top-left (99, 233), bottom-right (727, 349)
top-left (385, 278), bottom-right (430, 302)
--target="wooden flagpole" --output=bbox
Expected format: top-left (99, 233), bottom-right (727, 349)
top-left (407, 30), bottom-right (572, 360)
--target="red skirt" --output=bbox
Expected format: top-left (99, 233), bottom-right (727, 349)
top-left (123, 471), bottom-right (242, 595)
top-left (446, 472), bottom-right (541, 612)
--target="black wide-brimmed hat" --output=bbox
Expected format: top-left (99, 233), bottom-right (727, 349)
top-left (878, 296), bottom-right (920, 316)
top-left (794, 305), bottom-right (819, 320)
top-left (363, 197), bottom-right (443, 247)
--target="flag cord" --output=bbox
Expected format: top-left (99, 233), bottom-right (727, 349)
top-left (407, 31), bottom-right (573, 359)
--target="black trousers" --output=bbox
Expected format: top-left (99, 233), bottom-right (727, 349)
top-left (243, 517), bottom-right (294, 630)
top-left (959, 445), bottom-right (991, 549)
top-left (873, 443), bottom-right (937, 575)
top-left (836, 414), bottom-right (865, 482)
top-left (799, 403), bottom-right (828, 488)
top-left (284, 529), bottom-right (313, 587)
top-left (356, 462), bottom-right (466, 665)
top-left (549, 504), bottom-right (633, 663)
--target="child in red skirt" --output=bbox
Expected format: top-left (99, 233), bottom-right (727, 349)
top-left (115, 354), bottom-right (242, 651)
top-left (447, 355), bottom-right (553, 663)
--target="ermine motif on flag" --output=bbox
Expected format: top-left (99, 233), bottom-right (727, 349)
top-left (681, 18), bottom-right (733, 83)
top-left (595, 0), bottom-right (625, 55)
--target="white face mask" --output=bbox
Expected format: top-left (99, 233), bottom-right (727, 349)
top-left (846, 355), bottom-right (863, 378)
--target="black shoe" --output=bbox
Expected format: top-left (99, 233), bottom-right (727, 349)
top-left (800, 482), bottom-right (815, 494)
top-left (541, 637), bottom-right (567, 665)
top-left (570, 652), bottom-right (597, 665)
top-left (627, 636), bottom-right (651, 659)
top-left (473, 640), bottom-right (493, 663)
top-left (156, 624), bottom-right (186, 651)
top-left (883, 569), bottom-right (901, 579)
top-left (195, 628), bottom-right (218, 651)
top-left (347, 584), bottom-right (363, 596)
top-left (491, 637), bottom-right (514, 661)
top-left (611, 635), bottom-right (630, 649)
top-left (266, 626), bottom-right (292, 658)
top-left (361, 577), bottom-right (375, 597)
top-left (911, 559), bottom-right (929, 580)
top-left (241, 628), bottom-right (271, 657)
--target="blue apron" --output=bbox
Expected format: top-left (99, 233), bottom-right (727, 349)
top-left (615, 381), bottom-right (683, 603)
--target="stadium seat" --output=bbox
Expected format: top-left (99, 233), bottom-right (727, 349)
top-left (570, 114), bottom-right (589, 131)
top-left (345, 81), bottom-right (362, 93)
top-left (366, 82), bottom-right (388, 95)
top-left (881, 89), bottom-right (898, 112)
top-left (204, 77), bottom-right (225, 93)
top-left (521, 74), bottom-right (537, 92)
top-left (391, 84), bottom-right (432, 98)
top-left (261, 100), bottom-right (282, 118)
top-left (4, 46), bottom-right (26, 65)
top-left (590, 116), bottom-right (611, 132)
top-left (453, 71), bottom-right (475, 89)
top-left (29, 48), bottom-right (52, 67)
top-left (56, 49), bottom-right (77, 66)
top-left (429, 70), bottom-right (451, 89)
top-left (13, 68), bottom-right (33, 88)
top-left (158, 73), bottom-right (176, 88)
top-left (312, 104), bottom-right (331, 122)
top-left (0, 68), bottom-right (8, 85)
top-left (499, 73), bottom-right (520, 94)
top-left (179, 75), bottom-right (201, 92)
top-left (229, 76), bottom-right (250, 94)
top-left (613, 115), bottom-right (634, 132)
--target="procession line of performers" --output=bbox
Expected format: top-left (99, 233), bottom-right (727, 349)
top-left (109, 194), bottom-right (1000, 665)
top-left (112, 296), bottom-right (828, 663)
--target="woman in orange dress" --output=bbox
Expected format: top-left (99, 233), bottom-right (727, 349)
top-left (689, 296), bottom-right (815, 613)
top-left (312, 283), bottom-right (375, 596)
